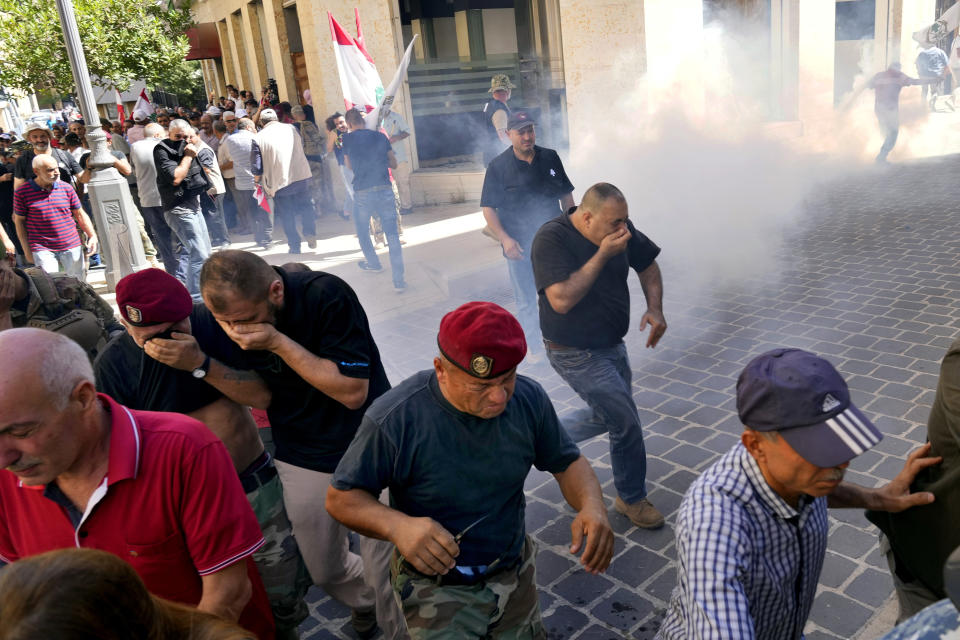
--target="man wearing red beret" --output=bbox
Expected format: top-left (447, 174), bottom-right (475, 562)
top-left (93, 268), bottom-right (310, 640)
top-left (327, 301), bottom-right (614, 639)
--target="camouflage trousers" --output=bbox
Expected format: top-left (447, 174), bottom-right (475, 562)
top-left (390, 535), bottom-right (545, 640)
top-left (244, 461), bottom-right (312, 638)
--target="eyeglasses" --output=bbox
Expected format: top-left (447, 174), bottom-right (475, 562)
top-left (224, 119), bottom-right (236, 123)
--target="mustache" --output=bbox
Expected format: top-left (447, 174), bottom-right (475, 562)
top-left (6, 457), bottom-right (40, 473)
top-left (824, 468), bottom-right (845, 483)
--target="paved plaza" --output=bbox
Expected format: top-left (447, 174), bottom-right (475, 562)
top-left (95, 154), bottom-right (960, 639)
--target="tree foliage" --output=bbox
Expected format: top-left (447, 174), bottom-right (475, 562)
top-left (0, 0), bottom-right (195, 94)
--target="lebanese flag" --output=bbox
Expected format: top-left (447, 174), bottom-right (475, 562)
top-left (329, 9), bottom-right (383, 113)
top-left (254, 184), bottom-right (271, 214)
top-left (114, 89), bottom-right (126, 125)
top-left (133, 88), bottom-right (154, 116)
top-left (364, 35), bottom-right (418, 130)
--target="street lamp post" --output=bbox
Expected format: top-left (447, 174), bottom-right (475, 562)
top-left (54, 0), bottom-right (148, 290)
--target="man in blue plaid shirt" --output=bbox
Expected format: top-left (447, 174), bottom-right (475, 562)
top-left (657, 348), bottom-right (941, 639)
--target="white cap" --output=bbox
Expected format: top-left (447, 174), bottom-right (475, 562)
top-left (133, 109), bottom-right (149, 121)
top-left (205, 107), bottom-right (222, 116)
top-left (260, 108), bottom-right (278, 121)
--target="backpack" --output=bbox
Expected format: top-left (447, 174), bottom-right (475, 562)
top-left (23, 267), bottom-right (111, 360)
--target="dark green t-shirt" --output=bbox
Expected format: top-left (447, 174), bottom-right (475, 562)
top-left (332, 370), bottom-right (580, 567)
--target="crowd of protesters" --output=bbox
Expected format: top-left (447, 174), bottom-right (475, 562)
top-left (5, 72), bottom-right (960, 640)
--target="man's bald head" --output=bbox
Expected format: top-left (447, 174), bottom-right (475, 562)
top-left (580, 182), bottom-right (626, 215)
top-left (32, 154), bottom-right (60, 187)
top-left (0, 329), bottom-right (93, 411)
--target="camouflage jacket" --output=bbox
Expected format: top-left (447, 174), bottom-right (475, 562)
top-left (8, 267), bottom-right (123, 360)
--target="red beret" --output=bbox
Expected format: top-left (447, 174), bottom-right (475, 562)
top-left (437, 302), bottom-right (526, 378)
top-left (115, 269), bottom-right (193, 326)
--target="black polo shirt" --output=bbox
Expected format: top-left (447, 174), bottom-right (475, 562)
top-left (231, 268), bottom-right (391, 473)
top-left (532, 212), bottom-right (660, 349)
top-left (332, 370), bottom-right (579, 567)
top-left (480, 145), bottom-right (574, 250)
top-left (93, 304), bottom-right (236, 413)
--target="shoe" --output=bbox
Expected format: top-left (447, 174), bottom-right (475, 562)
top-left (394, 280), bottom-right (407, 292)
top-left (614, 496), bottom-right (665, 529)
top-left (88, 253), bottom-right (104, 269)
top-left (351, 608), bottom-right (378, 640)
top-left (358, 261), bottom-right (383, 273)
top-left (219, 242), bottom-right (231, 251)
top-left (306, 235), bottom-right (317, 249)
top-left (400, 207), bottom-right (413, 216)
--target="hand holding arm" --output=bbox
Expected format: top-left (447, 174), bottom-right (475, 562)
top-left (827, 443), bottom-right (941, 510)
top-left (553, 456), bottom-right (614, 574)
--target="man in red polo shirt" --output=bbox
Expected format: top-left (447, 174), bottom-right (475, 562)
top-left (13, 154), bottom-right (96, 279)
top-left (0, 327), bottom-right (275, 639)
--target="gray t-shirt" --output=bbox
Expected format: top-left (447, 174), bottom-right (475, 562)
top-left (129, 138), bottom-right (161, 208)
top-left (224, 130), bottom-right (256, 191)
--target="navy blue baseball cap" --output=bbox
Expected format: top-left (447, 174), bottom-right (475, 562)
top-left (736, 348), bottom-right (882, 468)
top-left (507, 111), bottom-right (536, 130)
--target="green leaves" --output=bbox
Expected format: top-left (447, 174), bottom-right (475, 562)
top-left (0, 0), bottom-right (196, 95)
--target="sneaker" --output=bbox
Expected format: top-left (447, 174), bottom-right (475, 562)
top-left (351, 607), bottom-right (378, 640)
top-left (394, 280), bottom-right (407, 292)
top-left (358, 261), bottom-right (383, 273)
top-left (306, 235), bottom-right (317, 249)
top-left (614, 496), bottom-right (665, 529)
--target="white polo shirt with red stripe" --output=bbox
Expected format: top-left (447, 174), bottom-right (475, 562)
top-left (0, 394), bottom-right (275, 639)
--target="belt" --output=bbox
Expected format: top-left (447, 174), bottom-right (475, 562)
top-left (543, 340), bottom-right (575, 351)
top-left (239, 451), bottom-right (276, 494)
top-left (399, 556), bottom-right (520, 587)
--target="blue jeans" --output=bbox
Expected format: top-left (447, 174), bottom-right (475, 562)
top-left (546, 342), bottom-right (647, 503)
top-left (164, 196), bottom-right (211, 300)
top-left (141, 206), bottom-right (178, 275)
top-left (274, 183), bottom-right (316, 253)
top-left (506, 255), bottom-right (541, 347)
top-left (354, 185), bottom-right (404, 285)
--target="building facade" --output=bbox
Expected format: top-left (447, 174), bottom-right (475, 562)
top-left (189, 0), bottom-right (941, 205)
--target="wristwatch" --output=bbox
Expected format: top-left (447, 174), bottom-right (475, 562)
top-left (192, 354), bottom-right (211, 379)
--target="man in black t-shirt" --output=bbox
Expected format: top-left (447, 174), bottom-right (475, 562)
top-left (480, 112), bottom-right (574, 351)
top-left (94, 268), bottom-right (309, 638)
top-left (327, 301), bottom-right (613, 638)
top-left (199, 250), bottom-right (406, 640)
top-left (531, 182), bottom-right (668, 530)
top-left (342, 108), bottom-right (405, 290)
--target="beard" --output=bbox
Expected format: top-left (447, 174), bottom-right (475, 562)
top-left (33, 140), bottom-right (49, 152)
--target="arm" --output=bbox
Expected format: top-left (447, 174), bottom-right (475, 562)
top-left (326, 486), bottom-right (459, 575)
top-left (0, 266), bottom-right (18, 331)
top-left (13, 215), bottom-right (32, 265)
top-left (72, 208), bottom-right (98, 255)
top-left (344, 153), bottom-right (352, 171)
top-left (142, 333), bottom-right (273, 409)
top-left (219, 323), bottom-right (369, 409)
top-left (388, 131), bottom-right (410, 144)
top-left (113, 156), bottom-right (132, 176)
top-left (172, 147), bottom-right (198, 185)
top-left (482, 206), bottom-right (523, 260)
top-left (387, 149), bottom-right (398, 170)
top-left (828, 443), bottom-right (940, 510)
top-left (12, 177), bottom-right (24, 192)
top-left (250, 140), bottom-right (263, 179)
top-left (636, 260), bottom-right (667, 348)
top-left (197, 559), bottom-right (251, 622)
top-left (543, 228), bottom-right (630, 314)
top-left (552, 456), bottom-right (614, 573)
top-left (0, 223), bottom-right (14, 260)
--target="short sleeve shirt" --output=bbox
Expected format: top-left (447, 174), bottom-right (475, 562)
top-left (332, 371), bottom-right (580, 567)
top-left (12, 179), bottom-right (82, 252)
top-left (381, 111), bottom-right (411, 163)
top-left (480, 145), bottom-right (574, 250)
top-left (94, 304), bottom-right (239, 413)
top-left (220, 268), bottom-right (391, 472)
top-left (342, 129), bottom-right (392, 191)
top-left (532, 212), bottom-right (660, 349)
top-left (0, 395), bottom-right (274, 639)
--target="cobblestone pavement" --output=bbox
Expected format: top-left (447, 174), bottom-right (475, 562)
top-left (297, 155), bottom-right (960, 639)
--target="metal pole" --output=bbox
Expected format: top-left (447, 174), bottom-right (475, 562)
top-left (54, 0), bottom-right (148, 290)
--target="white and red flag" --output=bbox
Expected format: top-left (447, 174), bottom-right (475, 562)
top-left (914, 2), bottom-right (960, 46)
top-left (114, 89), bottom-right (126, 125)
top-left (133, 88), bottom-right (154, 116)
top-left (254, 184), bottom-right (271, 215)
top-left (328, 9), bottom-right (383, 114)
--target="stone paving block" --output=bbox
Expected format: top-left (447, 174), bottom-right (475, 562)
top-left (537, 548), bottom-right (577, 585)
top-left (643, 434), bottom-right (681, 456)
top-left (819, 550), bottom-right (859, 588)
top-left (553, 571), bottom-right (616, 608)
top-left (527, 499), bottom-right (562, 532)
top-left (590, 588), bottom-right (656, 631)
top-left (537, 515), bottom-right (577, 545)
top-left (543, 605), bottom-right (591, 640)
top-left (659, 469), bottom-right (700, 495)
top-left (605, 544), bottom-right (671, 587)
top-left (828, 524), bottom-right (879, 560)
top-left (844, 567), bottom-right (894, 608)
top-left (683, 406), bottom-right (729, 427)
top-left (576, 624), bottom-right (632, 640)
top-left (674, 425), bottom-right (715, 445)
top-left (664, 444), bottom-right (714, 469)
top-left (808, 591), bottom-right (874, 638)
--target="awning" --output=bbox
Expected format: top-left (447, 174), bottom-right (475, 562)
top-left (186, 23), bottom-right (222, 60)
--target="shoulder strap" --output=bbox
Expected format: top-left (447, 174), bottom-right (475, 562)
top-left (24, 267), bottom-right (67, 313)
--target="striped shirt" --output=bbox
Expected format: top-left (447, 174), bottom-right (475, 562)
top-left (657, 444), bottom-right (828, 640)
top-left (12, 179), bottom-right (81, 252)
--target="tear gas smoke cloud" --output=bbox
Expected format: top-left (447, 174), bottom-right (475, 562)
top-left (563, 10), bottom-right (958, 292)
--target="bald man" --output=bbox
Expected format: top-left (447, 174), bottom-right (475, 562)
top-left (13, 154), bottom-right (97, 279)
top-left (0, 328), bottom-right (275, 638)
